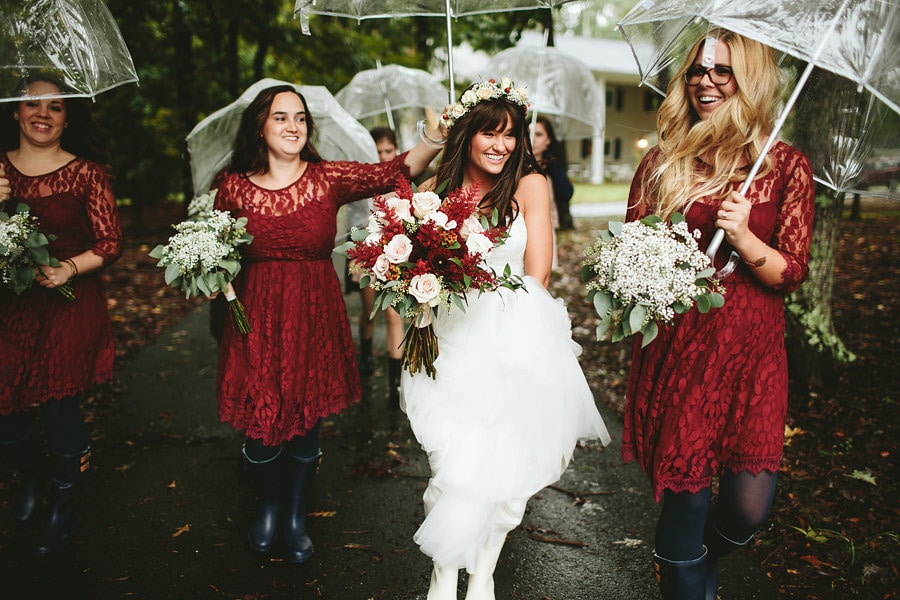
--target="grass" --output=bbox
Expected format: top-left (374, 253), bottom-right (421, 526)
top-left (572, 183), bottom-right (630, 204)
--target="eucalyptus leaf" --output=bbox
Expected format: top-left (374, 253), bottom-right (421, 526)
top-left (695, 294), bottom-right (711, 313)
top-left (595, 312), bottom-right (612, 340)
top-left (164, 263), bottom-right (181, 285)
top-left (629, 303), bottom-right (648, 334)
top-left (148, 245), bottom-right (165, 260)
top-left (641, 321), bottom-right (659, 347)
top-left (593, 290), bottom-right (613, 318)
top-left (608, 220), bottom-right (624, 236)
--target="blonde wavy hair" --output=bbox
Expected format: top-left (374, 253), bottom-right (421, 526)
top-left (648, 29), bottom-right (781, 220)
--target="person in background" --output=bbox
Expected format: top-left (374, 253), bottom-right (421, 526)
top-left (0, 76), bottom-right (123, 557)
top-left (530, 114), bottom-right (574, 231)
top-left (346, 126), bottom-right (406, 403)
top-left (401, 79), bottom-right (609, 599)
top-left (212, 85), bottom-right (445, 563)
top-left (622, 29), bottom-right (814, 599)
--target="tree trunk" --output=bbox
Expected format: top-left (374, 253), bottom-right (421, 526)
top-left (783, 69), bottom-right (857, 390)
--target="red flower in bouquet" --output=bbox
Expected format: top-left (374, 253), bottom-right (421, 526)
top-left (341, 179), bottom-right (522, 378)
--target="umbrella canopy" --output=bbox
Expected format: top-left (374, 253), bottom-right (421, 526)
top-left (294, 0), bottom-right (579, 99)
top-left (0, 0), bottom-right (138, 102)
top-left (336, 63), bottom-right (448, 122)
top-left (185, 78), bottom-right (377, 197)
top-left (483, 45), bottom-right (601, 139)
top-left (616, 0), bottom-right (900, 269)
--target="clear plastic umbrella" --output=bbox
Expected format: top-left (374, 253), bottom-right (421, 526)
top-left (294, 0), bottom-right (579, 100)
top-left (483, 45), bottom-right (602, 139)
top-left (616, 0), bottom-right (900, 272)
top-left (185, 78), bottom-right (377, 197)
top-left (0, 0), bottom-right (138, 102)
top-left (335, 62), bottom-right (449, 142)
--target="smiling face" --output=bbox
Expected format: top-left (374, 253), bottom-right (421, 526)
top-left (14, 80), bottom-right (67, 148)
top-left (687, 39), bottom-right (738, 121)
top-left (466, 113), bottom-right (516, 180)
top-left (262, 91), bottom-right (308, 158)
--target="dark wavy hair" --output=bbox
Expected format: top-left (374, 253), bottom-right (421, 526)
top-left (369, 125), bottom-right (397, 148)
top-left (433, 94), bottom-right (541, 227)
top-left (229, 85), bottom-right (323, 175)
top-left (0, 74), bottom-right (110, 168)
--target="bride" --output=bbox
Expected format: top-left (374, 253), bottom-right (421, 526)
top-left (401, 79), bottom-right (610, 599)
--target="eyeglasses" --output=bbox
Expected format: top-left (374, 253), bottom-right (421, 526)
top-left (684, 64), bottom-right (734, 86)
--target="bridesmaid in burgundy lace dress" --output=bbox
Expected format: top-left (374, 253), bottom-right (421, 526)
top-left (0, 77), bottom-right (122, 557)
top-left (212, 85), bottom-right (445, 563)
top-left (622, 30), bottom-right (815, 599)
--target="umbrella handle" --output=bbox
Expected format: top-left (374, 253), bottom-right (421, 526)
top-left (706, 228), bottom-right (740, 279)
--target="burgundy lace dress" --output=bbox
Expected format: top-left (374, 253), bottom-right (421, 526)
top-left (213, 156), bottom-right (411, 446)
top-left (622, 142), bottom-right (815, 501)
top-left (0, 155), bottom-right (122, 414)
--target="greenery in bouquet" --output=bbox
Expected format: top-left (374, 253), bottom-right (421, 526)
top-left (340, 179), bottom-right (523, 378)
top-left (582, 212), bottom-right (725, 347)
top-left (149, 208), bottom-right (253, 334)
top-left (0, 203), bottom-right (75, 300)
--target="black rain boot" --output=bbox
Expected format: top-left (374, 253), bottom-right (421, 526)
top-left (387, 357), bottom-right (402, 405)
top-left (283, 451), bottom-right (320, 564)
top-left (244, 448), bottom-right (282, 554)
top-left (703, 521), bottom-right (754, 600)
top-left (2, 434), bottom-right (44, 523)
top-left (653, 547), bottom-right (707, 600)
top-left (359, 338), bottom-right (374, 378)
top-left (34, 447), bottom-right (90, 558)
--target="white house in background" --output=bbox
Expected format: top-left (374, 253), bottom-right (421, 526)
top-left (453, 31), bottom-right (659, 184)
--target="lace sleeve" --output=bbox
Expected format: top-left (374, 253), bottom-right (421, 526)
top-left (325, 153), bottom-right (413, 207)
top-left (82, 161), bottom-right (122, 265)
top-left (626, 149), bottom-right (659, 222)
top-left (770, 148), bottom-right (815, 293)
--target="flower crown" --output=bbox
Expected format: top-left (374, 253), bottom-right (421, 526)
top-left (441, 78), bottom-right (530, 129)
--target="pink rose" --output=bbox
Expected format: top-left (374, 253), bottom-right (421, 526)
top-left (386, 195), bottom-right (414, 223)
top-left (372, 254), bottom-right (391, 281)
top-left (411, 191), bottom-right (442, 219)
top-left (459, 216), bottom-right (484, 240)
top-left (409, 273), bottom-right (441, 306)
top-left (384, 234), bottom-right (413, 264)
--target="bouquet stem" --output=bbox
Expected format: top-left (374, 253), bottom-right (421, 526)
top-left (402, 321), bottom-right (438, 379)
top-left (56, 283), bottom-right (75, 301)
top-left (225, 282), bottom-right (251, 335)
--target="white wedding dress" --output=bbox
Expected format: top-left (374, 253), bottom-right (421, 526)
top-left (401, 214), bottom-right (610, 571)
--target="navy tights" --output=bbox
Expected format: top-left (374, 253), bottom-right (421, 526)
top-left (655, 470), bottom-right (777, 561)
top-left (0, 395), bottom-right (88, 456)
top-left (243, 424), bottom-right (320, 463)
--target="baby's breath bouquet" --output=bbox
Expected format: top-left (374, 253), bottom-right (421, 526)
top-left (582, 213), bottom-right (725, 347)
top-left (0, 203), bottom-right (75, 300)
top-left (149, 209), bottom-right (254, 334)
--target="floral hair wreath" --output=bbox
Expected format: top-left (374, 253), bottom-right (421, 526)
top-left (441, 77), bottom-right (530, 129)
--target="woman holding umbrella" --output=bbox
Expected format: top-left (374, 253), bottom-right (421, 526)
top-left (0, 76), bottom-right (123, 557)
top-left (212, 85), bottom-right (446, 563)
top-left (622, 29), bottom-right (815, 599)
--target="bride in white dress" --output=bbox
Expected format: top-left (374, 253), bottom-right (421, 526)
top-left (401, 79), bottom-right (610, 600)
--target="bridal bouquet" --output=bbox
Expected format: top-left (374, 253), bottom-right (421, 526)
top-left (149, 207), bottom-right (254, 334)
top-left (341, 180), bottom-right (523, 378)
top-left (0, 203), bottom-right (75, 300)
top-left (582, 213), bottom-right (725, 347)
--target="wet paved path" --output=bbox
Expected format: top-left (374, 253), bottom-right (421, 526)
top-left (1, 272), bottom-right (776, 599)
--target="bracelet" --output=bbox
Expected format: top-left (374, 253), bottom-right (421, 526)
top-left (64, 258), bottom-right (78, 282)
top-left (417, 119), bottom-right (446, 147)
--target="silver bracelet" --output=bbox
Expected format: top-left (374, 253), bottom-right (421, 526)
top-left (417, 119), bottom-right (446, 147)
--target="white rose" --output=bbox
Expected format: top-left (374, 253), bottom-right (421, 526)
top-left (364, 231), bottom-right (382, 245)
top-left (409, 273), bottom-right (441, 306)
top-left (450, 104), bottom-right (466, 119)
top-left (386, 195), bottom-right (414, 223)
top-left (459, 216), bottom-right (484, 240)
top-left (500, 77), bottom-right (513, 90)
top-left (465, 232), bottom-right (493, 255)
top-left (411, 191), bottom-right (442, 219)
top-left (366, 212), bottom-right (382, 235)
top-left (424, 211), bottom-right (456, 231)
top-left (460, 91), bottom-right (477, 106)
top-left (384, 234), bottom-right (413, 264)
top-left (372, 254), bottom-right (391, 281)
top-left (476, 85), bottom-right (495, 100)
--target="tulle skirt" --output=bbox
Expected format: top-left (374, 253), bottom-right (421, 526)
top-left (401, 276), bottom-right (610, 570)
